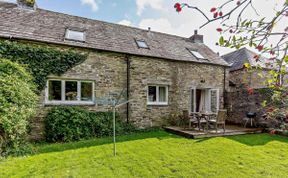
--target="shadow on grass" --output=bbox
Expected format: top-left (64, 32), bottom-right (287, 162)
top-left (226, 133), bottom-right (288, 146)
top-left (194, 133), bottom-right (288, 146)
top-left (32, 130), bottom-right (178, 155)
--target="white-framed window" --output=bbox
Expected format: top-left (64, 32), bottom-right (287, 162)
top-left (45, 79), bottom-right (95, 105)
top-left (65, 29), bottom-right (85, 42)
top-left (147, 85), bottom-right (168, 105)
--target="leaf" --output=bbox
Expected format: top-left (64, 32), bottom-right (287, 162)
top-left (249, 39), bottom-right (253, 47)
top-left (258, 73), bottom-right (263, 78)
top-left (219, 36), bottom-right (224, 46)
top-left (232, 36), bottom-right (236, 44)
top-left (285, 55), bottom-right (288, 63)
top-left (244, 63), bottom-right (252, 69)
top-left (261, 100), bottom-right (267, 107)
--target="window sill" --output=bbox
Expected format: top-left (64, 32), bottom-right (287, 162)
top-left (44, 101), bottom-right (95, 106)
top-left (147, 103), bottom-right (169, 106)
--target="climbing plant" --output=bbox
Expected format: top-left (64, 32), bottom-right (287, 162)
top-left (0, 40), bottom-right (87, 92)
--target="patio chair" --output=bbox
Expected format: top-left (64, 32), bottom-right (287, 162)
top-left (189, 112), bottom-right (200, 130)
top-left (208, 110), bottom-right (227, 133)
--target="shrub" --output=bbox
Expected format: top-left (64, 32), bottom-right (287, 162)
top-left (44, 106), bottom-right (137, 142)
top-left (0, 59), bottom-right (37, 156)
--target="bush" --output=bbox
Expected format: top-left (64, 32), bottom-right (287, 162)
top-left (0, 59), bottom-right (37, 156)
top-left (44, 106), bottom-right (137, 142)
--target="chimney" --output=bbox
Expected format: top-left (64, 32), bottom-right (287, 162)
top-left (190, 30), bottom-right (203, 43)
top-left (17, 0), bottom-right (36, 10)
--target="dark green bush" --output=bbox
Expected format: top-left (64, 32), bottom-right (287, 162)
top-left (44, 106), bottom-right (137, 142)
top-left (0, 59), bottom-right (37, 156)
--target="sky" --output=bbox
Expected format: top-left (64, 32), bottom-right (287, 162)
top-left (2, 0), bottom-right (286, 56)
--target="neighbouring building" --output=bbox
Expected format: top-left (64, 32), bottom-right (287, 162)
top-left (0, 1), bottom-right (229, 139)
top-left (222, 48), bottom-right (279, 125)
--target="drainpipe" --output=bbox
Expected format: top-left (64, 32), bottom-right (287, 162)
top-left (125, 55), bottom-right (131, 123)
top-left (223, 67), bottom-right (226, 109)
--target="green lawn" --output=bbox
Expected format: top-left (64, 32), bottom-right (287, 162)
top-left (1, 131), bottom-right (288, 178)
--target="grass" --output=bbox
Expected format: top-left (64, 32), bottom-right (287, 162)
top-left (1, 131), bottom-right (288, 177)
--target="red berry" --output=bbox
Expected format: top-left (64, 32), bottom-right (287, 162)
top-left (214, 12), bottom-right (218, 18)
top-left (219, 11), bottom-right (223, 16)
top-left (174, 3), bottom-right (181, 8)
top-left (216, 28), bottom-right (223, 32)
top-left (270, 50), bottom-right (275, 55)
top-left (210, 7), bottom-right (217, 12)
top-left (256, 45), bottom-right (264, 51)
top-left (176, 6), bottom-right (182, 12)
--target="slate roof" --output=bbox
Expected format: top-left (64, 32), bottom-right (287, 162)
top-left (0, 1), bottom-right (228, 66)
top-left (222, 48), bottom-right (272, 71)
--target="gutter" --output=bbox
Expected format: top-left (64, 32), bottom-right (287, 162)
top-left (223, 67), bottom-right (227, 108)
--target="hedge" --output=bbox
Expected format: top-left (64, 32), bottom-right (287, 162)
top-left (44, 106), bottom-right (137, 142)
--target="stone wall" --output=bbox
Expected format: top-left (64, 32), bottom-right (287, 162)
top-left (225, 88), bottom-right (272, 125)
top-left (129, 56), bottom-right (226, 128)
top-left (24, 42), bottom-right (226, 140)
top-left (30, 50), bottom-right (129, 140)
top-left (226, 68), bottom-right (286, 126)
top-left (228, 69), bottom-right (270, 91)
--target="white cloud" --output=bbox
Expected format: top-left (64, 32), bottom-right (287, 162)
top-left (118, 20), bottom-right (133, 26)
top-left (1, 0), bottom-right (16, 2)
top-left (81, 0), bottom-right (99, 12)
top-left (136, 0), bottom-right (164, 16)
top-left (139, 18), bottom-right (174, 34)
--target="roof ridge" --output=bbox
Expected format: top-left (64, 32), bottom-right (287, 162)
top-left (34, 6), bottom-right (190, 41)
top-left (1, 1), bottom-right (190, 40)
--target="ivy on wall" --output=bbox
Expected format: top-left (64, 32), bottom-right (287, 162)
top-left (0, 40), bottom-right (87, 91)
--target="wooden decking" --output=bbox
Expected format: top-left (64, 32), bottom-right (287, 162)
top-left (164, 125), bottom-right (263, 139)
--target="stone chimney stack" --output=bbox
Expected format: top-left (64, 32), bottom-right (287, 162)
top-left (190, 30), bottom-right (204, 43)
top-left (17, 0), bottom-right (36, 10)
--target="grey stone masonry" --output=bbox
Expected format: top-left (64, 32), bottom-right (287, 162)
top-left (27, 41), bottom-right (227, 140)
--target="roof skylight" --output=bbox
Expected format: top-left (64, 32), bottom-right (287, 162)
top-left (65, 29), bottom-right (85, 42)
top-left (189, 50), bottom-right (205, 59)
top-left (136, 40), bottom-right (149, 49)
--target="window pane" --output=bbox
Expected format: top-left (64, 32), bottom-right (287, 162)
top-left (136, 40), bottom-right (148, 48)
top-left (148, 86), bottom-right (157, 102)
top-left (81, 82), bottom-right (93, 101)
top-left (66, 29), bottom-right (85, 41)
top-left (190, 50), bottom-right (205, 59)
top-left (65, 81), bottom-right (78, 101)
top-left (48, 81), bottom-right (61, 101)
top-left (211, 90), bottom-right (218, 112)
top-left (159, 87), bottom-right (167, 102)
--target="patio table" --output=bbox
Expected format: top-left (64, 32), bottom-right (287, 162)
top-left (198, 112), bottom-right (217, 132)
